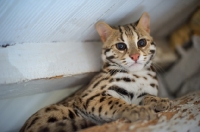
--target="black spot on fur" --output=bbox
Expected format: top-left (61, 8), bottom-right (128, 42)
top-left (108, 100), bottom-right (113, 105)
top-left (99, 106), bottom-right (102, 113)
top-left (47, 117), bottom-right (57, 123)
top-left (68, 110), bottom-right (75, 119)
top-left (110, 105), bottom-right (114, 110)
top-left (83, 104), bottom-right (87, 109)
top-left (93, 82), bottom-right (100, 88)
top-left (104, 49), bottom-right (111, 54)
top-left (150, 50), bottom-right (155, 54)
top-left (123, 77), bottom-right (131, 82)
top-left (102, 91), bottom-right (107, 96)
top-left (63, 116), bottom-right (68, 120)
top-left (116, 78), bottom-right (120, 81)
top-left (109, 86), bottom-right (129, 96)
top-left (74, 109), bottom-right (79, 116)
top-left (38, 127), bottom-right (50, 132)
top-left (71, 122), bottom-right (77, 131)
top-left (116, 78), bottom-right (132, 82)
top-left (92, 107), bottom-right (95, 112)
top-left (151, 42), bottom-right (156, 45)
top-left (113, 110), bottom-right (117, 114)
top-left (58, 130), bottom-right (66, 132)
top-left (100, 97), bottom-right (106, 102)
top-left (45, 106), bottom-right (58, 112)
top-left (86, 93), bottom-right (100, 107)
top-left (108, 69), bottom-right (127, 76)
top-left (133, 75), bottom-right (139, 78)
top-left (151, 98), bottom-right (157, 102)
top-left (93, 78), bottom-right (109, 88)
top-left (148, 73), bottom-right (153, 77)
top-left (101, 85), bottom-right (106, 90)
top-left (57, 122), bottom-right (66, 126)
top-left (130, 93), bottom-right (134, 99)
top-left (45, 108), bottom-right (51, 112)
top-left (27, 117), bottom-right (39, 129)
top-left (109, 86), bottom-right (135, 99)
top-left (52, 106), bottom-right (59, 111)
top-left (161, 99), bottom-right (167, 102)
top-left (103, 63), bottom-right (110, 68)
top-left (150, 83), bottom-right (156, 88)
top-left (82, 93), bottom-right (88, 97)
top-left (107, 56), bottom-right (115, 60)
top-left (137, 93), bottom-right (148, 98)
top-left (118, 25), bottom-right (124, 41)
top-left (150, 66), bottom-right (156, 72)
top-left (109, 78), bottom-right (114, 82)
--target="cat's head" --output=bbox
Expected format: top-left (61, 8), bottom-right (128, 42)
top-left (95, 12), bottom-right (156, 72)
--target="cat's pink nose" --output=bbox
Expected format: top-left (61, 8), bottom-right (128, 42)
top-left (131, 54), bottom-right (140, 61)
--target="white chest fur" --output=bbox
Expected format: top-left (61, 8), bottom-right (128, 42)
top-left (107, 69), bottom-right (158, 104)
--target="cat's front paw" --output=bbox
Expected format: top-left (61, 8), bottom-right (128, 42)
top-left (123, 105), bottom-right (157, 122)
top-left (138, 106), bottom-right (157, 120)
top-left (154, 98), bottom-right (172, 112)
top-left (143, 96), bottom-right (172, 112)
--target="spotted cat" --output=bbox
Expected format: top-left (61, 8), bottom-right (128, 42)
top-left (20, 12), bottom-right (171, 132)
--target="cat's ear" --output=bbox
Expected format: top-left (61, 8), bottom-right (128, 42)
top-left (95, 22), bottom-right (113, 42)
top-left (137, 12), bottom-right (150, 33)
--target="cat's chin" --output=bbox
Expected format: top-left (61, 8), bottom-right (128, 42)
top-left (126, 63), bottom-right (144, 72)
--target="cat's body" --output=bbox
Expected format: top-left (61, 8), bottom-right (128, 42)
top-left (20, 12), bottom-right (171, 132)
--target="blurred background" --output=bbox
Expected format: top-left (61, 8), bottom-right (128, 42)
top-left (0, 0), bottom-right (200, 131)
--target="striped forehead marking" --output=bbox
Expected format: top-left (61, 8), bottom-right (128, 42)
top-left (118, 24), bottom-right (139, 49)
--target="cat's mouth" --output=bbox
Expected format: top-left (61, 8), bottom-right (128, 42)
top-left (128, 62), bottom-right (143, 67)
top-left (126, 62), bottom-right (144, 72)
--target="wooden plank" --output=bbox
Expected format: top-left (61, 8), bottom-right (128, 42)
top-left (0, 42), bottom-right (102, 84)
top-left (0, 73), bottom-right (96, 99)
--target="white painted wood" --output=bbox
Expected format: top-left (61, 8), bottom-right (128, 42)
top-left (0, 72), bottom-right (96, 99)
top-left (0, 41), bottom-right (101, 98)
top-left (0, 42), bottom-right (102, 84)
top-left (0, 0), bottom-right (199, 45)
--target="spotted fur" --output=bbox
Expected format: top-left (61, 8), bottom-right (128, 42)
top-left (20, 12), bottom-right (171, 132)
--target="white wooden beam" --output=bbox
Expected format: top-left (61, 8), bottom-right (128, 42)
top-left (0, 42), bottom-right (102, 98)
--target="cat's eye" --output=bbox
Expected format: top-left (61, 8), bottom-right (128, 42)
top-left (137, 39), bottom-right (147, 47)
top-left (116, 43), bottom-right (127, 50)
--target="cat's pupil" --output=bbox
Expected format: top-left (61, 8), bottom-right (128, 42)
top-left (116, 43), bottom-right (127, 50)
top-left (137, 39), bottom-right (146, 47)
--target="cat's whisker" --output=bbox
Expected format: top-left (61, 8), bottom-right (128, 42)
top-left (152, 63), bottom-right (165, 74)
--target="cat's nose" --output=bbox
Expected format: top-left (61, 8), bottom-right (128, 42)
top-left (131, 54), bottom-right (140, 61)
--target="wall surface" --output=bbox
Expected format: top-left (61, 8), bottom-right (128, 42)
top-left (0, 0), bottom-right (199, 45)
top-left (0, 86), bottom-right (81, 132)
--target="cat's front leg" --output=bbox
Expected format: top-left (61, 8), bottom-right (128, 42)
top-left (74, 95), bottom-right (156, 123)
top-left (140, 94), bottom-right (172, 112)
